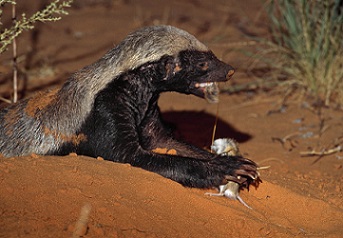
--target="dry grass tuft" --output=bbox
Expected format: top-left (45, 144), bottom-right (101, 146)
top-left (239, 0), bottom-right (343, 107)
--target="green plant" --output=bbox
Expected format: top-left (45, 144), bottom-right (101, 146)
top-left (0, 0), bottom-right (73, 103)
top-left (249, 0), bottom-right (343, 106)
top-left (0, 0), bottom-right (73, 53)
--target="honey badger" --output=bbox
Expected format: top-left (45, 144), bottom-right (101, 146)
top-left (0, 25), bottom-right (258, 188)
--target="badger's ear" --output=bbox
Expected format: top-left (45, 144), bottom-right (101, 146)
top-left (159, 55), bottom-right (182, 80)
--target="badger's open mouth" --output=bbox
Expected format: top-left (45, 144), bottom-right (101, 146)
top-left (194, 81), bottom-right (220, 104)
top-left (192, 68), bottom-right (234, 103)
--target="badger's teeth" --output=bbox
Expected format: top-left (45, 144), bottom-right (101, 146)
top-left (195, 82), bottom-right (214, 88)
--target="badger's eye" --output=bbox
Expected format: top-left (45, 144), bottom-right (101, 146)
top-left (197, 61), bottom-right (209, 71)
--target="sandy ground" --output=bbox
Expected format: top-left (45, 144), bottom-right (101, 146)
top-left (1, 0), bottom-right (343, 237)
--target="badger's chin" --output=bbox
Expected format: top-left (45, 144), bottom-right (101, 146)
top-left (193, 82), bottom-right (219, 104)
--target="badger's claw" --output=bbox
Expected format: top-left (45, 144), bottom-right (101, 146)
top-left (208, 155), bottom-right (259, 189)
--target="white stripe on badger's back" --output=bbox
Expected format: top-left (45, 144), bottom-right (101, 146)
top-left (115, 25), bottom-right (209, 73)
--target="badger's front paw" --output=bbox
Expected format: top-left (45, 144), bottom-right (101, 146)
top-left (210, 155), bottom-right (259, 188)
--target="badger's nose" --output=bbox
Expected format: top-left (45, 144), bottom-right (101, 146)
top-left (226, 68), bottom-right (235, 80)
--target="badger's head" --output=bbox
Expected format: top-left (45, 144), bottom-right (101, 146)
top-left (106, 25), bottom-right (234, 103)
top-left (163, 49), bottom-right (235, 103)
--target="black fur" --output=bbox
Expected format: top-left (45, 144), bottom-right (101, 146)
top-left (56, 50), bottom-right (258, 188)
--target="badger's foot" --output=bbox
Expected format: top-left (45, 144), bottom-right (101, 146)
top-left (207, 155), bottom-right (259, 189)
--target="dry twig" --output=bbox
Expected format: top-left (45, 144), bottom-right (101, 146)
top-left (272, 132), bottom-right (300, 150)
top-left (300, 146), bottom-right (342, 157)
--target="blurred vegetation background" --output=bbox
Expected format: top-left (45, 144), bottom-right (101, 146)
top-left (246, 0), bottom-right (342, 107)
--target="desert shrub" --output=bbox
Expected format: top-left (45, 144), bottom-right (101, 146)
top-left (249, 0), bottom-right (343, 106)
top-left (0, 0), bottom-right (73, 53)
top-left (0, 0), bottom-right (73, 103)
